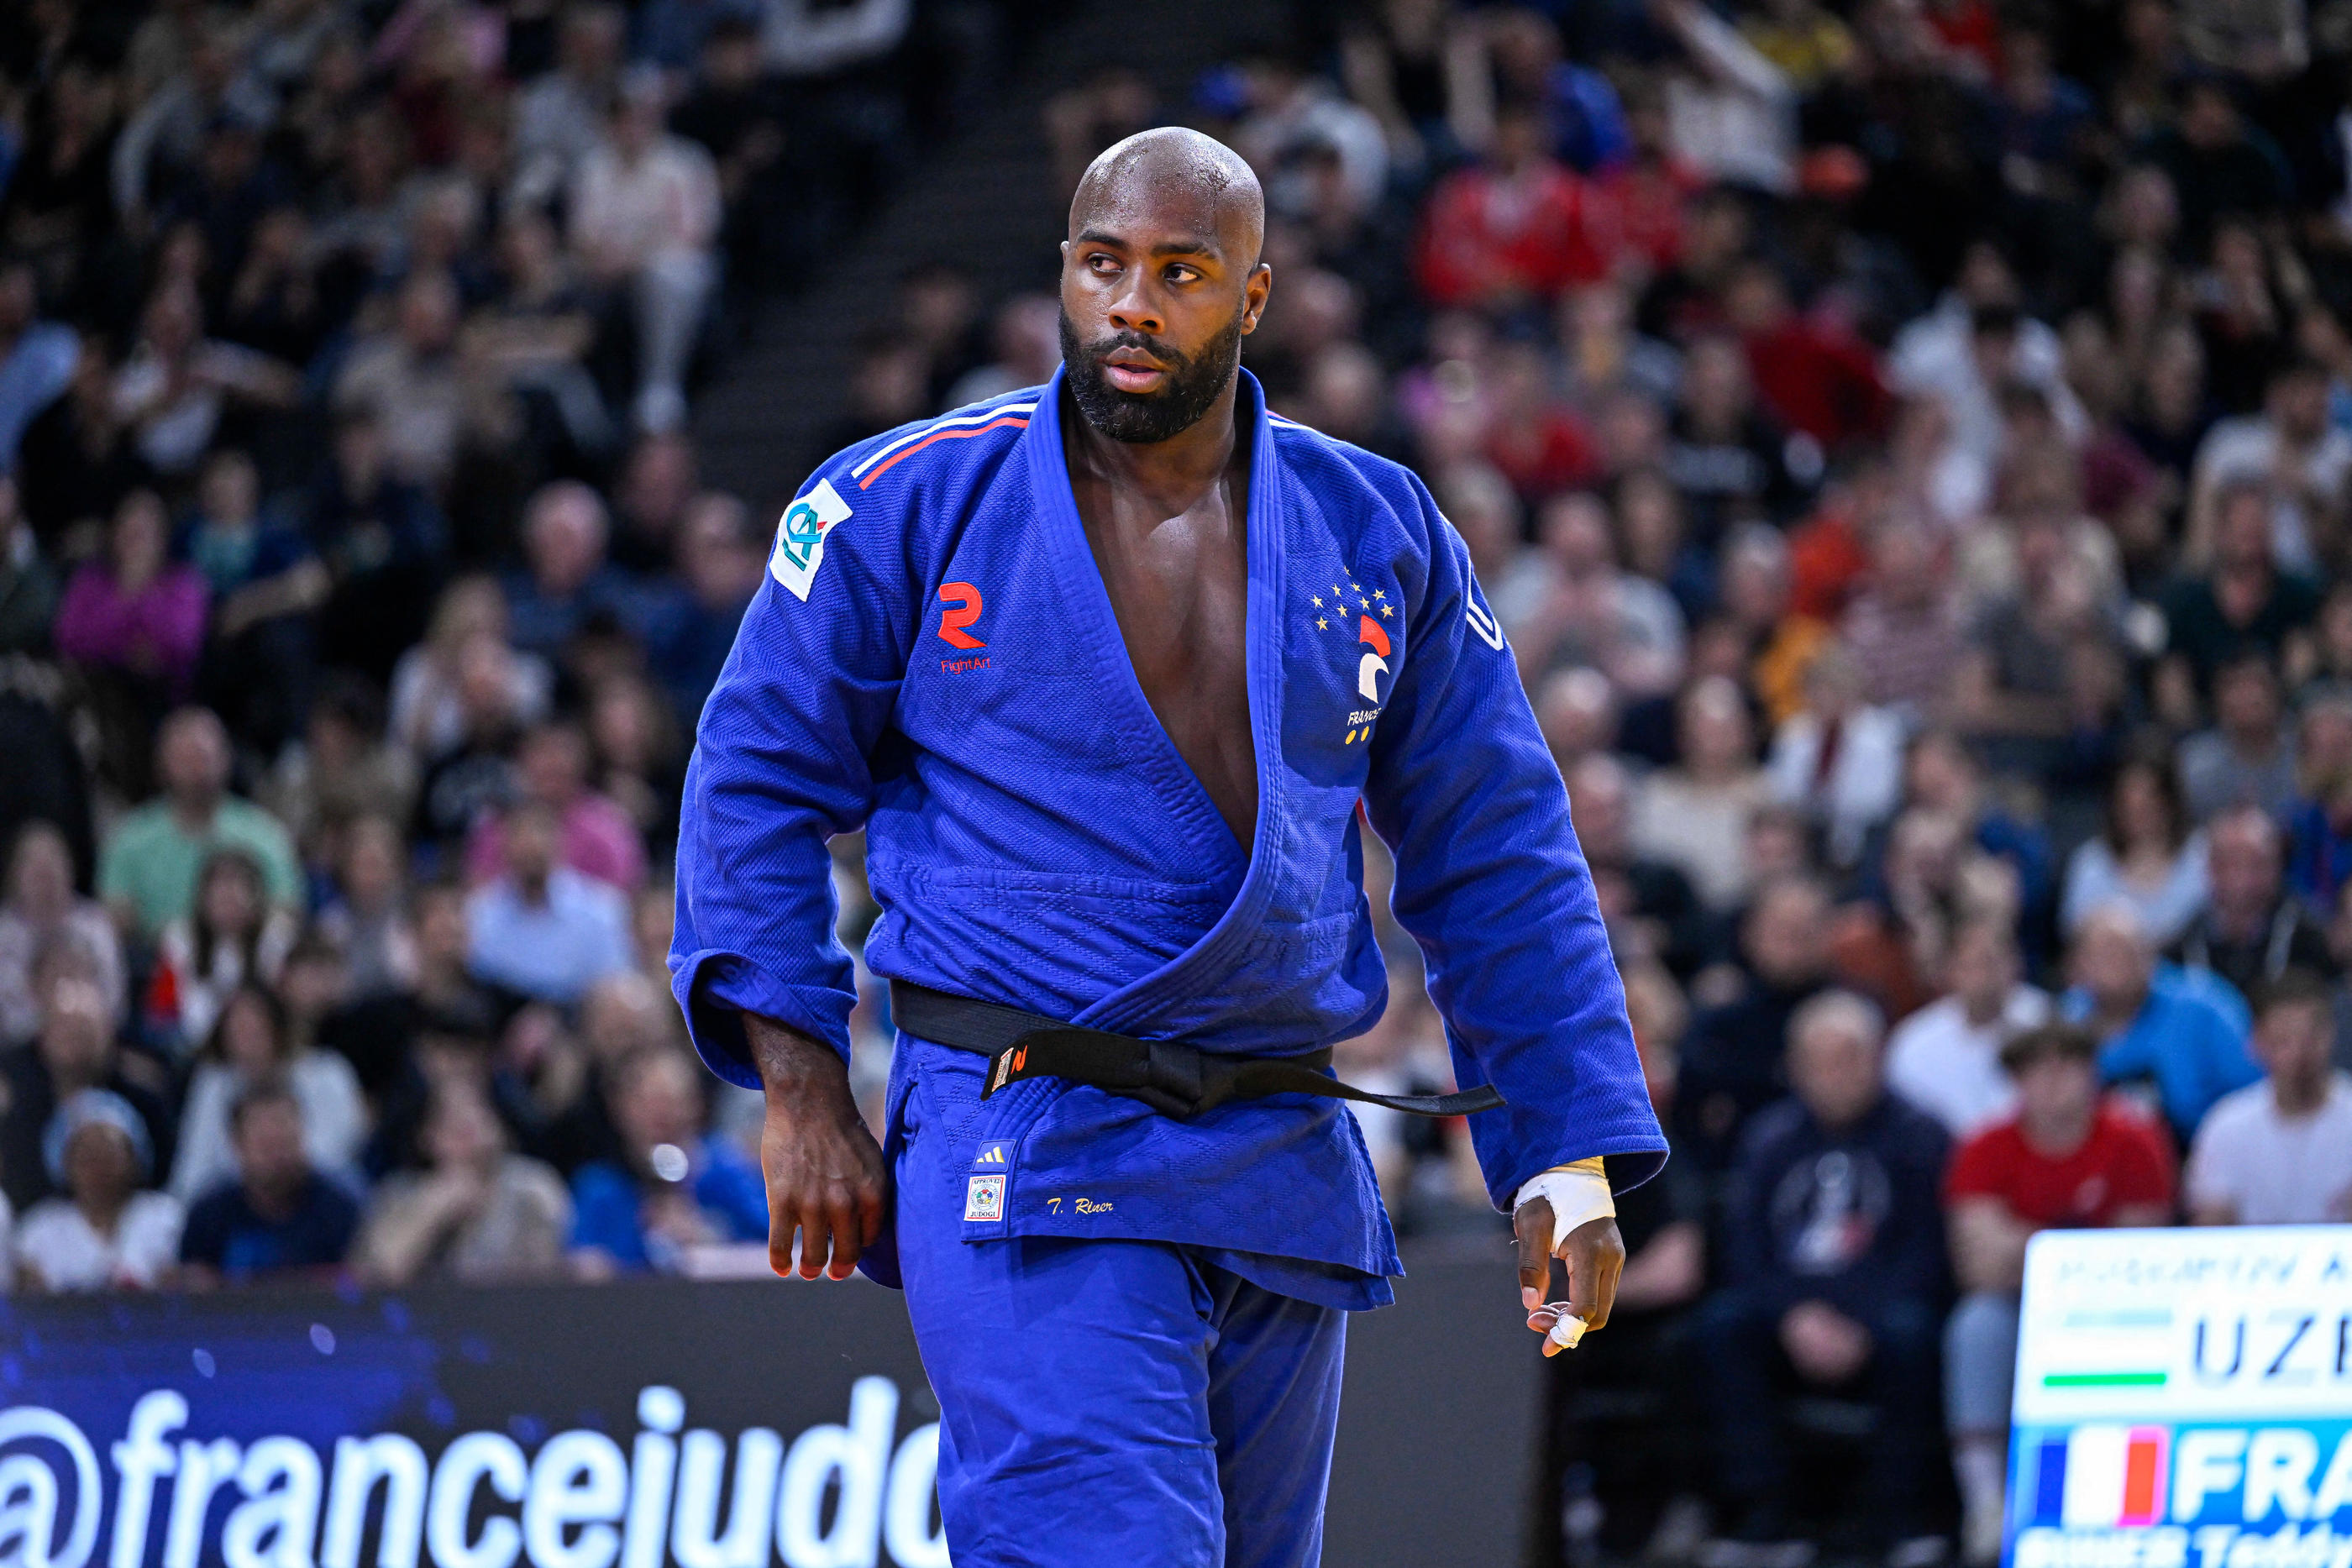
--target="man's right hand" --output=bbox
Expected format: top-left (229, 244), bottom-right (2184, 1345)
top-left (744, 1013), bottom-right (889, 1281)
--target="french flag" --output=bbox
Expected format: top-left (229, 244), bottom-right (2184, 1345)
top-left (2029, 1426), bottom-right (2171, 1527)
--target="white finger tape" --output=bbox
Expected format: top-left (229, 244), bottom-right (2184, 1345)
top-left (1548, 1313), bottom-right (1588, 1350)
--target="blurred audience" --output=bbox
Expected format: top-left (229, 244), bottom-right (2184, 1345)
top-left (1940, 1024), bottom-right (2175, 1565)
top-left (2066, 903), bottom-right (2261, 1143)
top-left (2184, 972), bottom-right (2352, 1223)
top-left (1696, 992), bottom-right (1949, 1565)
top-left (4, 2), bottom-right (2352, 1557)
top-left (176, 1078), bottom-right (360, 1285)
top-left (354, 1074), bottom-right (572, 1283)
top-left (167, 981), bottom-right (365, 1204)
top-left (13, 1088), bottom-right (184, 1292)
top-left (568, 1046), bottom-right (766, 1274)
top-left (0, 821), bottom-right (123, 1042)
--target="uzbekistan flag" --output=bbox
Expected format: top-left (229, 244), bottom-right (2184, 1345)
top-left (2028, 1426), bottom-right (2170, 1527)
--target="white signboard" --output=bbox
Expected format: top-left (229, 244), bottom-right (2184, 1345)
top-left (2008, 1226), bottom-right (2352, 1568)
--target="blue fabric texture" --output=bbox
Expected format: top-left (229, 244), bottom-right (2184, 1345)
top-left (894, 1062), bottom-right (1348, 1568)
top-left (671, 369), bottom-right (1666, 1288)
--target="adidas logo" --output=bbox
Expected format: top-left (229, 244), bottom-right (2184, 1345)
top-left (974, 1146), bottom-right (1007, 1166)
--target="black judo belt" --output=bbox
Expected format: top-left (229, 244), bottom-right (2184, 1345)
top-left (890, 980), bottom-right (1508, 1121)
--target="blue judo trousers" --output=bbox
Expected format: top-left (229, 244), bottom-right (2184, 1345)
top-left (671, 370), bottom-right (1665, 1565)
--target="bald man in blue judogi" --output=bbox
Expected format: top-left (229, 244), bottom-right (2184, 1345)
top-left (673, 127), bottom-right (1662, 1568)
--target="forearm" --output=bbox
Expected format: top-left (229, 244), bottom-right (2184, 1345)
top-left (743, 1009), bottom-right (887, 1280)
top-left (745, 1010), bottom-right (858, 1108)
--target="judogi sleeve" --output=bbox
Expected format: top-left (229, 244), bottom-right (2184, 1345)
top-left (1361, 475), bottom-right (1666, 1210)
top-left (669, 456), bottom-right (914, 1088)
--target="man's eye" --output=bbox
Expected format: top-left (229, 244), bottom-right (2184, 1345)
top-left (1089, 254), bottom-right (1120, 273)
top-left (1166, 265), bottom-right (1199, 283)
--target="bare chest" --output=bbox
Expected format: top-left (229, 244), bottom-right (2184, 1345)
top-left (1071, 478), bottom-right (1257, 847)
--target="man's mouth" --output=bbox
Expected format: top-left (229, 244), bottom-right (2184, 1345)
top-left (1098, 345), bottom-right (1172, 393)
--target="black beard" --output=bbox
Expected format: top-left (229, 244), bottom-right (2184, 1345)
top-left (1058, 303), bottom-right (1245, 444)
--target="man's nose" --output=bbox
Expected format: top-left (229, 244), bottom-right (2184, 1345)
top-left (1105, 280), bottom-right (1163, 338)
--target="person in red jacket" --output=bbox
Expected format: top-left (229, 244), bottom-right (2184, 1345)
top-left (1941, 1023), bottom-right (2176, 1564)
top-left (1416, 104), bottom-right (1623, 312)
top-left (1724, 260), bottom-right (1893, 451)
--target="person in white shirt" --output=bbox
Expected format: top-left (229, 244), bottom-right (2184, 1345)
top-left (1888, 291), bottom-right (2086, 476)
top-left (15, 1090), bottom-right (183, 1291)
top-left (169, 982), bottom-right (367, 1205)
top-left (2186, 972), bottom-right (2352, 1225)
top-left (2187, 357), bottom-right (2352, 573)
top-left (1765, 642), bottom-right (1907, 869)
top-left (1887, 918), bottom-right (2051, 1136)
top-left (570, 69), bottom-right (722, 433)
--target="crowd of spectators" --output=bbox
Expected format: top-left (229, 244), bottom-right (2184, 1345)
top-left (1024, 5), bottom-right (2349, 1567)
top-left (8, 0), bottom-right (2352, 1565)
top-left (0, 0), bottom-right (1039, 1299)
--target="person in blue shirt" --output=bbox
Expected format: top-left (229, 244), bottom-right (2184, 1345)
top-left (464, 801), bottom-right (634, 1005)
top-left (1698, 991), bottom-right (1950, 1560)
top-left (672, 128), bottom-right (1663, 1566)
top-left (177, 1078), bottom-right (360, 1285)
top-left (2065, 902), bottom-right (2260, 1145)
top-left (568, 1046), bottom-right (766, 1274)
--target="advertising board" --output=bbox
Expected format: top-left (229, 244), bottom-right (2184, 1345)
top-left (2008, 1227), bottom-right (2352, 1568)
top-left (0, 1255), bottom-right (1537, 1568)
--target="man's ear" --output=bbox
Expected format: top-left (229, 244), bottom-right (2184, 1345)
top-left (1241, 263), bottom-right (1273, 336)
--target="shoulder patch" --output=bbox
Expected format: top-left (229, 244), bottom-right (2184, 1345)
top-left (769, 477), bottom-right (853, 601)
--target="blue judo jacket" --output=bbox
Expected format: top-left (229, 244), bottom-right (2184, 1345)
top-left (671, 369), bottom-right (1665, 1303)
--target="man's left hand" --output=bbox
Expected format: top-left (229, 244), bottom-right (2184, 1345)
top-left (1514, 1201), bottom-right (1626, 1356)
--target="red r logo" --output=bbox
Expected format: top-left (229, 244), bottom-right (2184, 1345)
top-left (937, 582), bottom-right (986, 648)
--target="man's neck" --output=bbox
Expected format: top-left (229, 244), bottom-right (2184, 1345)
top-left (2019, 1104), bottom-right (2093, 1158)
top-left (247, 1174), bottom-right (307, 1222)
top-left (78, 1189), bottom-right (131, 1235)
top-left (169, 791), bottom-right (222, 832)
top-left (1961, 990), bottom-right (2006, 1029)
top-left (2271, 1072), bottom-right (2332, 1119)
top-left (2227, 726), bottom-right (2278, 761)
top-left (1813, 1096), bottom-right (1879, 1136)
top-left (1060, 377), bottom-right (1242, 517)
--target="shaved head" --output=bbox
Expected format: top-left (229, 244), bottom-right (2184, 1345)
top-left (1059, 127), bottom-right (1272, 444)
top-left (1068, 127), bottom-right (1266, 267)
